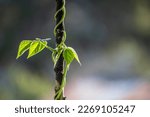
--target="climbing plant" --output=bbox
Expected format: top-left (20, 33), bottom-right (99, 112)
top-left (16, 0), bottom-right (80, 100)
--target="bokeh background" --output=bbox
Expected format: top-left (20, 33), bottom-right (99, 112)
top-left (0, 0), bottom-right (150, 99)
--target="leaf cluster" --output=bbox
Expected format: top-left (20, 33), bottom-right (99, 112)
top-left (17, 38), bottom-right (80, 67)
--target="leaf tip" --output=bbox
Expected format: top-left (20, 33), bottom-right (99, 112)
top-left (76, 58), bottom-right (81, 66)
top-left (27, 55), bottom-right (31, 59)
top-left (78, 61), bottom-right (82, 66)
top-left (16, 54), bottom-right (21, 59)
top-left (16, 56), bottom-right (19, 59)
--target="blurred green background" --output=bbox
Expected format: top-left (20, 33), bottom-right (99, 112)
top-left (0, 0), bottom-right (150, 99)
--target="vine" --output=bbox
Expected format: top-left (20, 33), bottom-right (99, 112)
top-left (16, 0), bottom-right (80, 100)
top-left (53, 0), bottom-right (67, 100)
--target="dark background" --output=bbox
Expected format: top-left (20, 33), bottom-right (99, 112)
top-left (0, 0), bottom-right (150, 99)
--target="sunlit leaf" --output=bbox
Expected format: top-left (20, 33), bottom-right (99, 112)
top-left (27, 40), bottom-right (47, 58)
top-left (63, 47), bottom-right (81, 65)
top-left (68, 47), bottom-right (81, 65)
top-left (16, 40), bottom-right (32, 59)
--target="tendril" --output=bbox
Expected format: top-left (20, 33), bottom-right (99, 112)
top-left (54, 0), bottom-right (66, 45)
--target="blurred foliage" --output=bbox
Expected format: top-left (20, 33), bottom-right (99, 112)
top-left (0, 64), bottom-right (51, 99)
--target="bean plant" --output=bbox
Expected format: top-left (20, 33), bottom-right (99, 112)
top-left (16, 0), bottom-right (80, 100)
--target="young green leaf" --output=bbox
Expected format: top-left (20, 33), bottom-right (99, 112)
top-left (16, 40), bottom-right (32, 59)
top-left (63, 47), bottom-right (81, 65)
top-left (27, 40), bottom-right (47, 58)
top-left (67, 47), bottom-right (81, 65)
top-left (63, 47), bottom-right (74, 65)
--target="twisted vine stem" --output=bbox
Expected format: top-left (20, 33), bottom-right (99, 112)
top-left (54, 0), bottom-right (66, 100)
top-left (54, 0), bottom-right (66, 46)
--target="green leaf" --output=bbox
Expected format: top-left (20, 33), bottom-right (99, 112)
top-left (16, 40), bottom-right (32, 59)
top-left (63, 47), bottom-right (81, 65)
top-left (68, 47), bottom-right (81, 65)
top-left (27, 40), bottom-right (47, 58)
